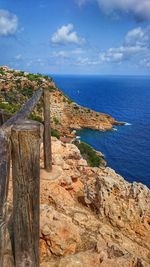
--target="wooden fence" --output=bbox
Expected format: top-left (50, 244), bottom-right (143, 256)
top-left (0, 88), bottom-right (52, 267)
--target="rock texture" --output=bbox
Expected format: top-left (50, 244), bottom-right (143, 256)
top-left (38, 137), bottom-right (150, 267)
top-left (0, 66), bottom-right (122, 135)
top-left (7, 137), bottom-right (150, 266)
top-left (50, 90), bottom-right (120, 134)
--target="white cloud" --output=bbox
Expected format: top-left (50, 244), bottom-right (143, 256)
top-left (0, 9), bottom-right (18, 36)
top-left (76, 57), bottom-right (100, 65)
top-left (75, 26), bottom-right (150, 68)
top-left (99, 27), bottom-right (150, 63)
top-left (77, 0), bottom-right (150, 20)
top-left (100, 45), bottom-right (147, 63)
top-left (15, 54), bottom-right (22, 60)
top-left (125, 27), bottom-right (149, 47)
top-left (97, 0), bottom-right (150, 20)
top-left (51, 24), bottom-right (85, 45)
top-left (52, 48), bottom-right (85, 58)
top-left (140, 58), bottom-right (150, 68)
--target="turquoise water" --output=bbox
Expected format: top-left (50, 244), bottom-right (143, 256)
top-left (53, 75), bottom-right (150, 188)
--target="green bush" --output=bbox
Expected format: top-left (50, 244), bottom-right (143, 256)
top-left (16, 71), bottom-right (25, 77)
top-left (0, 70), bottom-right (5, 75)
top-left (53, 117), bottom-right (60, 125)
top-left (26, 73), bottom-right (39, 81)
top-left (21, 87), bottom-right (33, 98)
top-left (0, 102), bottom-right (19, 114)
top-left (30, 114), bottom-right (43, 123)
top-left (51, 128), bottom-right (60, 139)
top-left (74, 141), bottom-right (102, 167)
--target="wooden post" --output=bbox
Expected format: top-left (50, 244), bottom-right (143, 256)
top-left (0, 110), bottom-right (12, 126)
top-left (0, 113), bottom-right (3, 125)
top-left (43, 88), bottom-right (52, 172)
top-left (0, 131), bottom-right (12, 267)
top-left (11, 120), bottom-right (42, 267)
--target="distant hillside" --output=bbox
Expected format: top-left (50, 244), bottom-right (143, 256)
top-left (0, 66), bottom-right (121, 136)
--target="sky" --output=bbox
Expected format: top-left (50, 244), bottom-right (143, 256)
top-left (0, 0), bottom-right (150, 75)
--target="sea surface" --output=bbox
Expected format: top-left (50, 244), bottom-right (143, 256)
top-left (53, 75), bottom-right (150, 188)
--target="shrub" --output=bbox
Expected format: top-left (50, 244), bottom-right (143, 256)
top-left (16, 71), bottom-right (25, 77)
top-left (30, 114), bottom-right (43, 123)
top-left (53, 117), bottom-right (60, 125)
top-left (0, 102), bottom-right (19, 114)
top-left (26, 73), bottom-right (39, 81)
top-left (0, 70), bottom-right (5, 75)
top-left (51, 128), bottom-right (60, 139)
top-left (21, 87), bottom-right (33, 98)
top-left (74, 140), bottom-right (102, 167)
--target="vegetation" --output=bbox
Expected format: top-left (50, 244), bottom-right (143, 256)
top-left (0, 102), bottom-right (20, 114)
top-left (60, 92), bottom-right (73, 104)
top-left (0, 70), bottom-right (5, 75)
top-left (53, 116), bottom-right (60, 125)
top-left (30, 114), bottom-right (43, 123)
top-left (74, 140), bottom-right (103, 167)
top-left (51, 128), bottom-right (60, 139)
top-left (21, 87), bottom-right (34, 98)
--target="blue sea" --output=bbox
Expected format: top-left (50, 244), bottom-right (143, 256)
top-left (53, 75), bottom-right (150, 188)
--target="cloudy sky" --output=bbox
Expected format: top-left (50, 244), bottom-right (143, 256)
top-left (0, 0), bottom-right (150, 75)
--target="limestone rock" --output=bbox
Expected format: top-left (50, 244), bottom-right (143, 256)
top-left (40, 205), bottom-right (81, 256)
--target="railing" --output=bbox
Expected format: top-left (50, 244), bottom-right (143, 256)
top-left (0, 88), bottom-right (52, 267)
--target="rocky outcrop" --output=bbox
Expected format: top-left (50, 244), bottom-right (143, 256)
top-left (40, 205), bottom-right (81, 256)
top-left (7, 137), bottom-right (150, 266)
top-left (38, 137), bottom-right (150, 267)
top-left (0, 66), bottom-right (122, 135)
top-left (50, 90), bottom-right (121, 134)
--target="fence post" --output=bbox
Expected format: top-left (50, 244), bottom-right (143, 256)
top-left (0, 111), bottom-right (12, 126)
top-left (43, 88), bottom-right (52, 172)
top-left (0, 131), bottom-right (14, 267)
top-left (11, 120), bottom-right (42, 267)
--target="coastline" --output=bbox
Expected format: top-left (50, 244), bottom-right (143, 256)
top-left (0, 66), bottom-right (123, 136)
top-left (1, 66), bottom-right (150, 266)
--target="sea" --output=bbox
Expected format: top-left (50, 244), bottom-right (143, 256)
top-left (52, 75), bottom-right (150, 188)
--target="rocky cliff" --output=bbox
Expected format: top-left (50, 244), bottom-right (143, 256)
top-left (8, 137), bottom-right (150, 266)
top-left (2, 66), bottom-right (150, 266)
top-left (0, 66), bottom-right (122, 136)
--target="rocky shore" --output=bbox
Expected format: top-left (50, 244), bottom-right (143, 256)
top-left (0, 66), bottom-right (122, 136)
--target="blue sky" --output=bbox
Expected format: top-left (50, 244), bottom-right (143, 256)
top-left (0, 0), bottom-right (150, 75)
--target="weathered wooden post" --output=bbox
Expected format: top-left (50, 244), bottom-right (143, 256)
top-left (11, 120), bottom-right (42, 267)
top-left (0, 131), bottom-right (14, 267)
top-left (0, 110), bottom-right (12, 126)
top-left (43, 88), bottom-right (52, 172)
top-left (0, 131), bottom-right (11, 267)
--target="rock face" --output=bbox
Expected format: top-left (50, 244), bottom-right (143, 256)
top-left (40, 205), bottom-right (81, 256)
top-left (50, 90), bottom-right (120, 134)
top-left (7, 137), bottom-right (150, 267)
top-left (0, 66), bottom-right (121, 135)
top-left (38, 137), bottom-right (150, 267)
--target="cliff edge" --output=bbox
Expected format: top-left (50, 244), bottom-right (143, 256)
top-left (7, 137), bottom-right (150, 267)
top-left (0, 66), bottom-right (122, 136)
